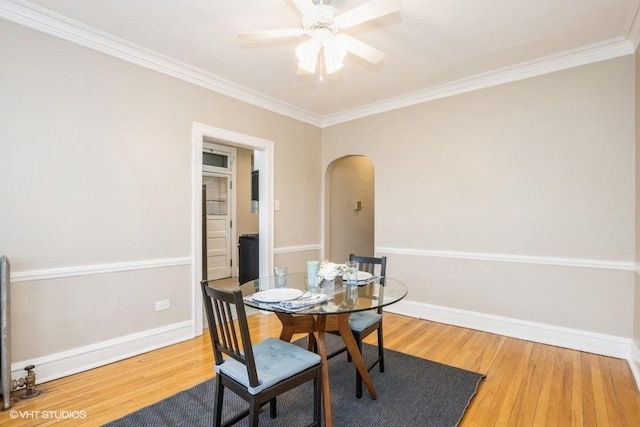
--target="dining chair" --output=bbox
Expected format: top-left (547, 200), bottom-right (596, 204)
top-left (201, 281), bottom-right (323, 426)
top-left (327, 254), bottom-right (387, 399)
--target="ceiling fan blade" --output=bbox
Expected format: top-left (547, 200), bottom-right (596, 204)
top-left (291, 0), bottom-right (321, 20)
top-left (336, 34), bottom-right (385, 64)
top-left (239, 28), bottom-right (304, 41)
top-left (334, 0), bottom-right (399, 29)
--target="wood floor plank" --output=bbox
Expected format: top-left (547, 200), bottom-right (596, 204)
top-left (531, 344), bottom-right (556, 425)
top-left (439, 328), bottom-right (486, 371)
top-left (388, 319), bottom-right (446, 356)
top-left (462, 331), bottom-right (505, 374)
top-left (498, 342), bottom-right (544, 425)
top-left (544, 345), bottom-right (567, 425)
top-left (510, 343), bottom-right (550, 426)
top-left (466, 338), bottom-right (530, 426)
top-left (555, 347), bottom-right (575, 426)
top-left (585, 352), bottom-right (611, 426)
top-left (569, 350), bottom-right (585, 427)
top-left (598, 355), bottom-right (624, 426)
top-left (1, 312), bottom-right (639, 427)
top-left (610, 356), bottom-right (640, 426)
top-left (580, 351), bottom-right (598, 427)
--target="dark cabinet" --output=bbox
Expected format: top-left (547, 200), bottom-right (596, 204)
top-left (238, 234), bottom-right (259, 284)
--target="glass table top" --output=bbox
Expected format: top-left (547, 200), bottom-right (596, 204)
top-left (239, 271), bottom-right (408, 315)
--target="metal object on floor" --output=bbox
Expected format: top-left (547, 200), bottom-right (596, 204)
top-left (19, 365), bottom-right (40, 399)
top-left (1, 255), bottom-right (11, 410)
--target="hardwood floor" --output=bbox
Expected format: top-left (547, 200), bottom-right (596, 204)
top-left (2, 313), bottom-right (639, 426)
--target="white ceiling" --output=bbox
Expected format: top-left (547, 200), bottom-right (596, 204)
top-left (2, 0), bottom-right (640, 126)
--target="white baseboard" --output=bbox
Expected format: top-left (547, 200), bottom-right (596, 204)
top-left (12, 320), bottom-right (195, 385)
top-left (630, 340), bottom-right (640, 390)
top-left (385, 299), bottom-right (632, 360)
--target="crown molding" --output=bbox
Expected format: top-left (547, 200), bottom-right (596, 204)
top-left (0, 0), bottom-right (324, 127)
top-left (0, 0), bottom-right (635, 129)
top-left (625, 0), bottom-right (640, 51)
top-left (322, 37), bottom-right (635, 127)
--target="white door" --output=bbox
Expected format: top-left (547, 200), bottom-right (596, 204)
top-left (204, 173), bottom-right (232, 280)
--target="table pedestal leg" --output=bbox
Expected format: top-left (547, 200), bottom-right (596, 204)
top-left (335, 314), bottom-right (378, 400)
top-left (315, 316), bottom-right (333, 427)
top-left (273, 312), bottom-right (379, 426)
top-left (275, 313), bottom-right (333, 427)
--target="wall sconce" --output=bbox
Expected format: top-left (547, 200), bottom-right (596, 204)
top-left (354, 200), bottom-right (362, 211)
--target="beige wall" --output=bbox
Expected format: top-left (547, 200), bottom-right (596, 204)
top-left (323, 56), bottom-right (636, 337)
top-left (235, 147), bottom-right (259, 238)
top-left (0, 20), bottom-right (322, 363)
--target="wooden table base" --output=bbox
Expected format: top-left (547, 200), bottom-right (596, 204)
top-left (275, 312), bottom-right (377, 427)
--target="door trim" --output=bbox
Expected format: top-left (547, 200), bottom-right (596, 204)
top-left (191, 122), bottom-right (274, 335)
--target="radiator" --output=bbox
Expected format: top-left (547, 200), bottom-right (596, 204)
top-left (0, 255), bottom-right (10, 410)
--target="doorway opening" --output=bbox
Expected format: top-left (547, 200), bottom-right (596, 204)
top-left (203, 172), bottom-right (233, 280)
top-left (324, 155), bottom-right (375, 262)
top-left (202, 142), bottom-right (236, 281)
top-left (191, 123), bottom-right (274, 335)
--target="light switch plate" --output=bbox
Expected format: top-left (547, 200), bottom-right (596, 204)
top-left (155, 299), bottom-right (170, 311)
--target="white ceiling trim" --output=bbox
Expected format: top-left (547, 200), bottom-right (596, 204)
top-left (0, 0), bottom-right (635, 130)
top-left (0, 0), bottom-right (324, 127)
top-left (625, 0), bottom-right (640, 50)
top-left (322, 37), bottom-right (634, 127)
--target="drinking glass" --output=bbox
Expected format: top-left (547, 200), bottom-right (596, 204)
top-left (344, 261), bottom-right (359, 284)
top-left (274, 266), bottom-right (289, 288)
top-left (307, 261), bottom-right (319, 287)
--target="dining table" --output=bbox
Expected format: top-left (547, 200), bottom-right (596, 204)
top-left (241, 271), bottom-right (408, 427)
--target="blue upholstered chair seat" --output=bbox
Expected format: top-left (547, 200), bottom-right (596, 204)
top-left (216, 337), bottom-right (321, 395)
top-left (348, 311), bottom-right (382, 332)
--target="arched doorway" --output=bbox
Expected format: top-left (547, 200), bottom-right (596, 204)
top-left (324, 155), bottom-right (375, 262)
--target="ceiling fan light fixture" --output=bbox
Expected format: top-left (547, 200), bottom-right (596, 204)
top-left (296, 38), bottom-right (322, 73)
top-left (323, 37), bottom-right (347, 73)
top-left (241, 0), bottom-right (400, 75)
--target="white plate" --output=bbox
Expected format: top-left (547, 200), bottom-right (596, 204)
top-left (252, 288), bottom-right (304, 303)
top-left (357, 271), bottom-right (373, 280)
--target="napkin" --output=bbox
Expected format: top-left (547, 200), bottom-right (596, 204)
top-left (352, 275), bottom-right (382, 286)
top-left (278, 294), bottom-right (329, 312)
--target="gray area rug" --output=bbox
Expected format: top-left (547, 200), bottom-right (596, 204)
top-left (106, 335), bottom-right (484, 427)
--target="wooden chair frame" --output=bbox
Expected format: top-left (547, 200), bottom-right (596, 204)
top-left (202, 282), bottom-right (323, 426)
top-left (327, 254), bottom-right (387, 399)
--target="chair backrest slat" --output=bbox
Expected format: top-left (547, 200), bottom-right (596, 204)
top-left (201, 282), bottom-right (260, 387)
top-left (349, 254), bottom-right (387, 314)
top-left (224, 302), bottom-right (241, 352)
top-left (213, 299), bottom-right (236, 354)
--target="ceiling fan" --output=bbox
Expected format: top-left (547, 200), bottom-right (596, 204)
top-left (239, 0), bottom-right (400, 75)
